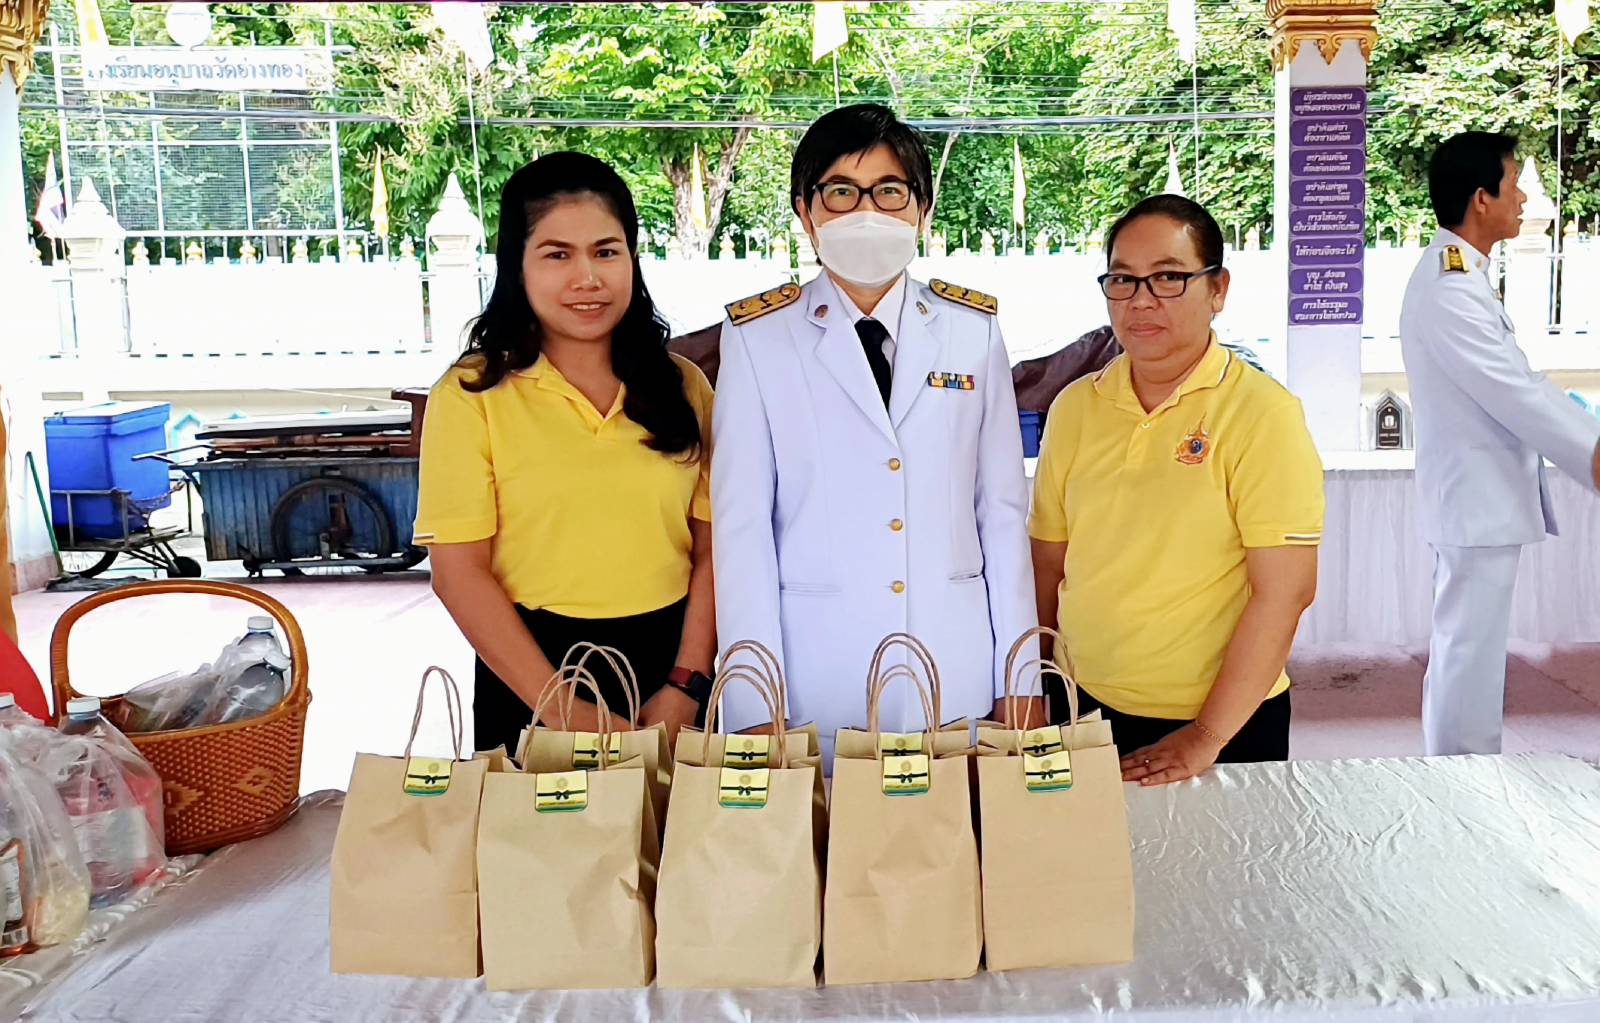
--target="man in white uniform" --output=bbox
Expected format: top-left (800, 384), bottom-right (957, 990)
top-left (1399, 131), bottom-right (1600, 755)
top-left (711, 104), bottom-right (1038, 752)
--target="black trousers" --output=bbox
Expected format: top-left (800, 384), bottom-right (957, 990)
top-left (473, 598), bottom-right (689, 754)
top-left (1047, 681), bottom-right (1292, 764)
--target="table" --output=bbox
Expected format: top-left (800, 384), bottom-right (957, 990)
top-left (1310, 461), bottom-right (1600, 646)
top-left (5, 753), bottom-right (1600, 1021)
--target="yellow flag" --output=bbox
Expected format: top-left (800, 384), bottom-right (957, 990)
top-left (75, 0), bottom-right (107, 47)
top-left (371, 152), bottom-right (390, 239)
top-left (812, 1), bottom-right (849, 62)
top-left (690, 144), bottom-right (708, 233)
top-left (1011, 139), bottom-right (1026, 229)
top-left (1556, 0), bottom-right (1592, 43)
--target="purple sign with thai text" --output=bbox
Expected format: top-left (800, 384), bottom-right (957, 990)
top-left (1290, 119), bottom-right (1366, 148)
top-left (1291, 149), bottom-right (1366, 178)
top-left (1291, 89), bottom-right (1368, 117)
top-left (1291, 238), bottom-right (1363, 264)
top-left (1291, 178), bottom-right (1364, 208)
top-left (1288, 86), bottom-right (1366, 327)
top-left (1290, 297), bottom-right (1364, 324)
top-left (1290, 208), bottom-right (1365, 236)
top-left (1290, 267), bottom-right (1363, 294)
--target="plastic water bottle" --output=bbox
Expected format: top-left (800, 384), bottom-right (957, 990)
top-left (209, 650), bottom-right (289, 725)
top-left (56, 698), bottom-right (163, 908)
top-left (0, 694), bottom-right (31, 728)
top-left (232, 617), bottom-right (286, 663)
top-left (0, 738), bottom-right (35, 955)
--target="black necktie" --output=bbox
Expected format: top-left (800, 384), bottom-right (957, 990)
top-left (855, 318), bottom-right (892, 408)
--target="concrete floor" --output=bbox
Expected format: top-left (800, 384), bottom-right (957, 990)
top-left (13, 553), bottom-right (1600, 794)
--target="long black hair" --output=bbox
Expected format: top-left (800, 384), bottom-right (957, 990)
top-left (457, 151), bottom-right (700, 458)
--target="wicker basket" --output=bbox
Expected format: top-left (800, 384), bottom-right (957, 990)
top-left (50, 580), bottom-right (312, 855)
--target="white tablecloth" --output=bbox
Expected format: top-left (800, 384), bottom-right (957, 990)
top-left (5, 753), bottom-right (1600, 1021)
top-left (1305, 467), bottom-right (1600, 646)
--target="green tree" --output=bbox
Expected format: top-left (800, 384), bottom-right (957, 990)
top-left (1369, 0), bottom-right (1599, 235)
top-left (501, 2), bottom-right (914, 255)
top-left (1069, 0), bottom-right (1275, 241)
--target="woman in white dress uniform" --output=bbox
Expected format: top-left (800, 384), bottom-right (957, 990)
top-left (710, 104), bottom-right (1039, 754)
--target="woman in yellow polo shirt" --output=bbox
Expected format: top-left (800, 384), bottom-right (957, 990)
top-left (415, 153), bottom-right (716, 752)
top-left (1029, 195), bottom-right (1324, 785)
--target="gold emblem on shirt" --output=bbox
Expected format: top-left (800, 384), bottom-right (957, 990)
top-left (1176, 419), bottom-right (1211, 465)
top-left (1441, 246), bottom-right (1468, 273)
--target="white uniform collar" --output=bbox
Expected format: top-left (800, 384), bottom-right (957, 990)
top-left (825, 272), bottom-right (907, 346)
top-left (1433, 227), bottom-right (1492, 277)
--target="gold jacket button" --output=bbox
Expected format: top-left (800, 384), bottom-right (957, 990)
top-left (890, 518), bottom-right (904, 532)
top-left (888, 458), bottom-right (902, 471)
top-left (891, 581), bottom-right (906, 594)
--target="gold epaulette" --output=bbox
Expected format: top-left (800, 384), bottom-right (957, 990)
top-left (929, 279), bottom-right (998, 315)
top-left (725, 283), bottom-right (802, 326)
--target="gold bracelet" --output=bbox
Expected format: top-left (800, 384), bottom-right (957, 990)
top-left (1192, 719), bottom-right (1227, 747)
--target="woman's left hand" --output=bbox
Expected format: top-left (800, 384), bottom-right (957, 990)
top-left (638, 686), bottom-right (701, 743)
top-left (1120, 724), bottom-right (1225, 786)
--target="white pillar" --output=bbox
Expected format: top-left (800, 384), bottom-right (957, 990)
top-left (1503, 156), bottom-right (1556, 337)
top-left (2, 66), bottom-right (61, 591)
top-left (59, 177), bottom-right (128, 358)
top-left (1275, 38), bottom-right (1370, 453)
top-left (424, 173), bottom-right (486, 378)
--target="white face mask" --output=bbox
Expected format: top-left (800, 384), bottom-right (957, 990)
top-left (812, 211), bottom-right (919, 287)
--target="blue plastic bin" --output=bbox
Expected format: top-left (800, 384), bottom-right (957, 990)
top-left (45, 402), bottom-right (173, 539)
top-left (1019, 410), bottom-right (1042, 458)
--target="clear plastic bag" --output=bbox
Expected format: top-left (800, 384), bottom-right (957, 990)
top-left (36, 723), bottom-right (165, 910)
top-left (0, 732), bottom-right (91, 950)
top-left (122, 665), bottom-right (222, 733)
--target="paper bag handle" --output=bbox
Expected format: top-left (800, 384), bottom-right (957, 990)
top-left (530, 667), bottom-right (617, 771)
top-left (556, 642), bottom-right (642, 726)
top-left (865, 660), bottom-right (939, 761)
top-left (718, 639), bottom-right (789, 723)
top-left (1003, 626), bottom-right (1079, 732)
top-left (701, 666), bottom-right (787, 769)
top-left (1005, 658), bottom-right (1081, 755)
top-left (865, 633), bottom-right (943, 731)
top-left (403, 666), bottom-right (465, 763)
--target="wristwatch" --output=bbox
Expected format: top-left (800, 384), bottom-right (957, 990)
top-left (665, 666), bottom-right (715, 706)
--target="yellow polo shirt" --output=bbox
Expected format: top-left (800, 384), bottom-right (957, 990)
top-left (1028, 341), bottom-right (1324, 719)
top-left (414, 353), bottom-right (713, 619)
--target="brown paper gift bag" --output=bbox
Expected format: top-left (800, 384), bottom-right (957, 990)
top-left (824, 634), bottom-right (982, 986)
top-left (331, 667), bottom-right (486, 978)
top-left (656, 644), bottom-right (824, 989)
top-left (478, 672), bottom-right (656, 990)
top-left (515, 643), bottom-right (674, 837)
top-left (977, 627), bottom-right (1135, 970)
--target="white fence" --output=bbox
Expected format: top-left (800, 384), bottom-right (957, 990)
top-left (18, 227), bottom-right (1600, 399)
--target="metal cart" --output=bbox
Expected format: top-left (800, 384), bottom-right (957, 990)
top-left (50, 485), bottom-right (202, 580)
top-left (178, 456), bottom-right (425, 577)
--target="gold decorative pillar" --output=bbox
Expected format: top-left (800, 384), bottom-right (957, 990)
top-left (1267, 0), bottom-right (1379, 453)
top-left (0, 0), bottom-right (52, 94)
top-left (1266, 0), bottom-right (1378, 72)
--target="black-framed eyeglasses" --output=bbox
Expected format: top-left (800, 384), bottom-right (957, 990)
top-left (812, 179), bottom-right (915, 214)
top-left (1097, 265), bottom-right (1220, 301)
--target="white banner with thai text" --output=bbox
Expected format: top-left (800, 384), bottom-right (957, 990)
top-left (80, 47), bottom-right (334, 92)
